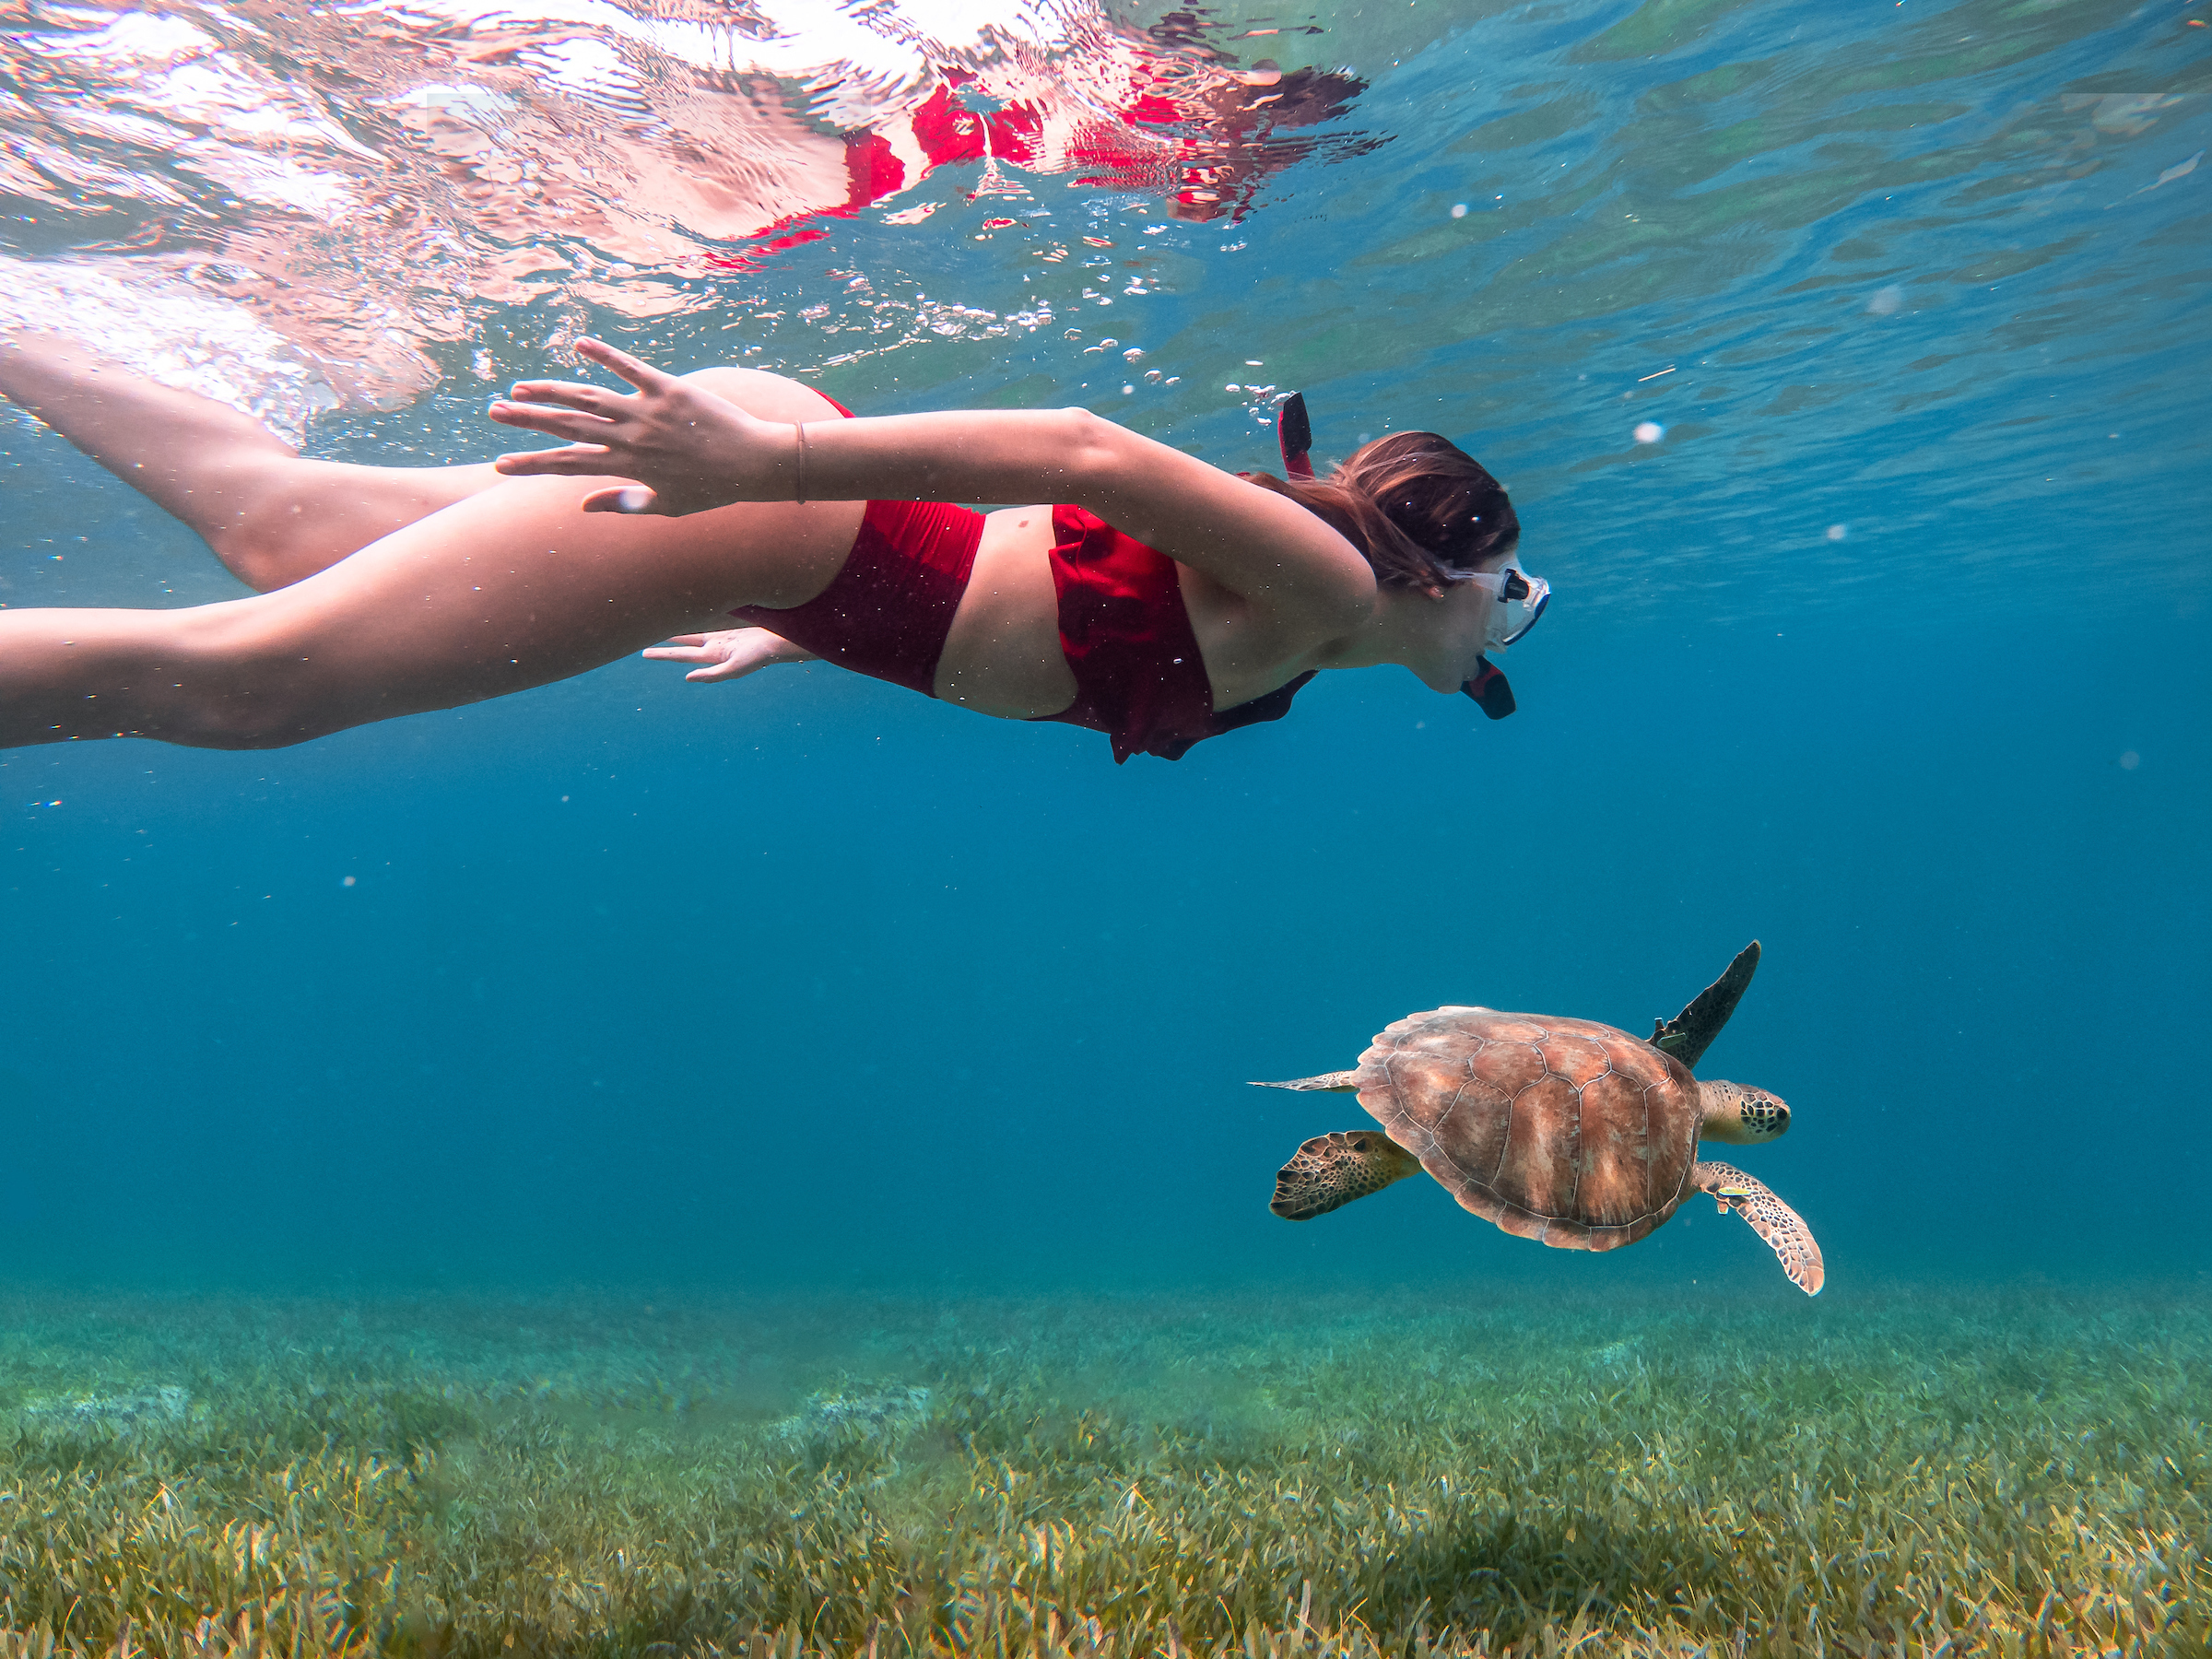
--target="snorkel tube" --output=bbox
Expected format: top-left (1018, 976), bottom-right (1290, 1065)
top-left (1275, 393), bottom-right (1518, 720)
top-left (1277, 391), bottom-right (1316, 479)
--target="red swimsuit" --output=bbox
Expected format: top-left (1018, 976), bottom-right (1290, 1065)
top-left (730, 403), bottom-right (1313, 763)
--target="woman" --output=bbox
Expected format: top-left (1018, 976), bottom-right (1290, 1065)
top-left (0, 336), bottom-right (1540, 760)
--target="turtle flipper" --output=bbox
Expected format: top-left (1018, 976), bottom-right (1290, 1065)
top-left (1271, 1131), bottom-right (1422, 1220)
top-left (1691, 1159), bottom-right (1824, 1296)
top-left (1251, 1071), bottom-right (1360, 1092)
top-left (1651, 941), bottom-right (1761, 1070)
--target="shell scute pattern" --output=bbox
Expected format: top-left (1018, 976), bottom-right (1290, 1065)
top-left (1496, 1071), bottom-right (1581, 1220)
top-left (1356, 1010), bottom-right (1701, 1252)
top-left (1575, 1066), bottom-right (1654, 1230)
top-left (1543, 1034), bottom-right (1613, 1090)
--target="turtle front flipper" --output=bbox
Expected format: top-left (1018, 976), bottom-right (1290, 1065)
top-left (1690, 1159), bottom-right (1825, 1296)
top-left (1271, 1131), bottom-right (1422, 1220)
top-left (1651, 941), bottom-right (1761, 1069)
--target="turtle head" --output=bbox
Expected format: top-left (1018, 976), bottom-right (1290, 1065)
top-left (1696, 1080), bottom-right (1791, 1145)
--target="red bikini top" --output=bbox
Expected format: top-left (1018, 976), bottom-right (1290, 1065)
top-left (1040, 505), bottom-right (1314, 764)
top-left (736, 390), bottom-right (1312, 761)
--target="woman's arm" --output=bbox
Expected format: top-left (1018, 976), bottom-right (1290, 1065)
top-left (489, 340), bottom-right (1375, 640)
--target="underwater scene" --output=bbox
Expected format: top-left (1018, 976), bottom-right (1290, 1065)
top-left (1, 0), bottom-right (2207, 1651)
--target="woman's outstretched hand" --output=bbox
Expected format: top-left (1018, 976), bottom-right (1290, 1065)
top-left (643, 629), bottom-right (816, 683)
top-left (488, 337), bottom-right (792, 516)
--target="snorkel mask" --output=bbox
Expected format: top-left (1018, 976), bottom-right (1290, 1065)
top-left (1461, 560), bottom-right (1549, 651)
top-left (1277, 394), bottom-right (1540, 721)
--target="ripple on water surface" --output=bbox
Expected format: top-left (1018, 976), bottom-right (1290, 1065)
top-left (1, 0), bottom-right (2205, 607)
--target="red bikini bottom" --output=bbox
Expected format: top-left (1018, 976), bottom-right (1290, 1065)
top-left (728, 498), bottom-right (983, 697)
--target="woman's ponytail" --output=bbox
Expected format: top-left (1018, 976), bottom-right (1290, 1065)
top-left (1243, 430), bottom-right (1518, 589)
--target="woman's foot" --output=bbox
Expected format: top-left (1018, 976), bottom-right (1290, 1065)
top-left (0, 332), bottom-right (499, 591)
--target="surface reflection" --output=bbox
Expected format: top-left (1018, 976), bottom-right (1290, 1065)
top-left (0, 0), bottom-right (1371, 418)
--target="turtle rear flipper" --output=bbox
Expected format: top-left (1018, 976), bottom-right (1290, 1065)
top-left (1691, 1159), bottom-right (1824, 1296)
top-left (1251, 1071), bottom-right (1360, 1092)
top-left (1651, 941), bottom-right (1761, 1069)
top-left (1271, 1131), bottom-right (1422, 1220)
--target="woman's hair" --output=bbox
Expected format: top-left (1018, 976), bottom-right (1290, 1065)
top-left (1243, 431), bottom-right (1519, 590)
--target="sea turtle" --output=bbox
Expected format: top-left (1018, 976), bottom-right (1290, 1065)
top-left (1257, 942), bottom-right (1824, 1295)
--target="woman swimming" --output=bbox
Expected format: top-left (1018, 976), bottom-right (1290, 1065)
top-left (0, 335), bottom-right (1538, 760)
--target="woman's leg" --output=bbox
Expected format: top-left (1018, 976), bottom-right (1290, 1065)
top-left (0, 334), bottom-right (501, 591)
top-left (0, 369), bottom-right (865, 750)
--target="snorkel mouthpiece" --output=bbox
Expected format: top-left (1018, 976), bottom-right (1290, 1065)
top-left (1277, 392), bottom-right (1314, 479)
top-left (1463, 656), bottom-right (1515, 719)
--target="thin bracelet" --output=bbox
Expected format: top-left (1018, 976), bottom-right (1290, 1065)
top-left (793, 421), bottom-right (810, 505)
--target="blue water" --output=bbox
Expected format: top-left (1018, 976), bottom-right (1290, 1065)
top-left (2, 0), bottom-right (2207, 1307)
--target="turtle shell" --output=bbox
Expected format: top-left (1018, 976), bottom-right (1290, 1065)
top-left (1352, 1006), bottom-right (1700, 1252)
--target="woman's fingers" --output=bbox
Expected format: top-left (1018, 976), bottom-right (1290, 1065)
top-left (684, 658), bottom-right (753, 682)
top-left (502, 378), bottom-right (621, 416)
top-left (643, 647), bottom-right (749, 681)
top-left (487, 401), bottom-right (619, 442)
top-left (580, 484), bottom-right (660, 514)
top-left (573, 335), bottom-right (670, 393)
top-left (642, 629), bottom-right (778, 683)
top-left (491, 442), bottom-right (614, 477)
